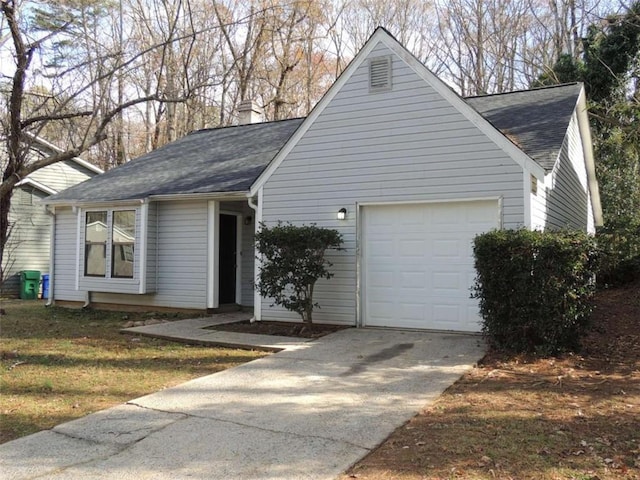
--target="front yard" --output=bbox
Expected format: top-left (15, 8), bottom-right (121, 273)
top-left (342, 282), bottom-right (640, 480)
top-left (0, 301), bottom-right (264, 444)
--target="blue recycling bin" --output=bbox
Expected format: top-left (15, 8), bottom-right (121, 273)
top-left (41, 274), bottom-right (50, 299)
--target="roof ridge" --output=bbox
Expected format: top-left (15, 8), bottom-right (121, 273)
top-left (188, 116), bottom-right (305, 136)
top-left (464, 82), bottom-right (581, 100)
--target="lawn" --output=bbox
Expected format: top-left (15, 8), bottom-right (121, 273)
top-left (0, 300), bottom-right (265, 444)
top-left (341, 282), bottom-right (640, 480)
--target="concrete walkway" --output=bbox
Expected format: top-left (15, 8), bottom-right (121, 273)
top-left (0, 325), bottom-right (485, 480)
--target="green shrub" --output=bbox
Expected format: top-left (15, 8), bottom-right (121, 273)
top-left (255, 222), bottom-right (343, 323)
top-left (472, 229), bottom-right (598, 355)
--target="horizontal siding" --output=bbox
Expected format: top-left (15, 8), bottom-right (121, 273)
top-left (54, 201), bottom-right (210, 309)
top-left (91, 201), bottom-right (209, 308)
top-left (3, 189), bottom-right (51, 296)
top-left (1, 150), bottom-right (98, 296)
top-left (29, 160), bottom-right (95, 192)
top-left (531, 175), bottom-right (548, 231)
top-left (260, 41), bottom-right (525, 325)
top-left (546, 113), bottom-right (591, 231)
top-left (53, 207), bottom-right (84, 301)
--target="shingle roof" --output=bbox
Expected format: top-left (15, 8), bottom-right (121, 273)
top-left (47, 84), bottom-right (582, 204)
top-left (466, 83), bottom-right (582, 171)
top-left (46, 118), bottom-right (304, 203)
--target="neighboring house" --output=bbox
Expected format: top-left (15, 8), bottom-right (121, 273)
top-left (2, 137), bottom-right (103, 296)
top-left (43, 28), bottom-right (602, 332)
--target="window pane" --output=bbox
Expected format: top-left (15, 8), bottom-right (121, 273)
top-left (112, 210), bottom-right (135, 278)
top-left (85, 211), bottom-right (107, 276)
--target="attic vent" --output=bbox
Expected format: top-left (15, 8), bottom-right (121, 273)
top-left (369, 56), bottom-right (392, 92)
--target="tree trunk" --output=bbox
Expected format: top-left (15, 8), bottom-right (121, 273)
top-left (0, 190), bottom-right (12, 286)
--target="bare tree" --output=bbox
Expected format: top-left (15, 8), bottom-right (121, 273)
top-left (0, 0), bottom-right (194, 285)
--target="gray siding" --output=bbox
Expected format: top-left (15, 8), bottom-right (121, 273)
top-left (530, 174), bottom-right (548, 230)
top-left (91, 200), bottom-right (208, 308)
top-left (53, 207), bottom-right (84, 301)
top-left (260, 41), bottom-right (525, 325)
top-left (54, 200), bottom-right (209, 309)
top-left (29, 160), bottom-right (95, 192)
top-left (545, 113), bottom-right (592, 231)
top-left (1, 153), bottom-right (97, 296)
top-left (3, 188), bottom-right (50, 296)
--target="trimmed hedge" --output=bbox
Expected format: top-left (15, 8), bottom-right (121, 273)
top-left (472, 229), bottom-right (598, 355)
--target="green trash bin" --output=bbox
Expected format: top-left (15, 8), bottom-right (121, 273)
top-left (20, 270), bottom-right (41, 300)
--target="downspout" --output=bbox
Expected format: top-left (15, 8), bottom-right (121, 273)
top-left (45, 206), bottom-right (55, 307)
top-left (83, 291), bottom-right (91, 309)
top-left (247, 195), bottom-right (259, 323)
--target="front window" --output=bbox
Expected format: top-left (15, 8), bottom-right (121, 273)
top-left (112, 210), bottom-right (135, 278)
top-left (85, 211), bottom-right (107, 276)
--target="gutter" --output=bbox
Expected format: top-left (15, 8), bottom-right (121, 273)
top-left (43, 191), bottom-right (248, 208)
top-left (576, 88), bottom-right (603, 228)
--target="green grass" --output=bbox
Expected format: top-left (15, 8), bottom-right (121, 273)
top-left (0, 300), bottom-right (265, 444)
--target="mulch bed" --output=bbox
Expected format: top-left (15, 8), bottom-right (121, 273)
top-left (207, 320), bottom-right (349, 339)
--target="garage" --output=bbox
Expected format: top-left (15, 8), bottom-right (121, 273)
top-left (361, 200), bottom-right (500, 332)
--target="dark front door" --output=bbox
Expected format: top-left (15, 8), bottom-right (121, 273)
top-left (218, 214), bottom-right (237, 304)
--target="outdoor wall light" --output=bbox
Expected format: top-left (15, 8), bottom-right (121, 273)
top-left (244, 215), bottom-right (253, 225)
top-left (337, 208), bottom-right (347, 220)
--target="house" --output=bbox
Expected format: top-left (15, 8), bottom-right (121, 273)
top-left (43, 28), bottom-right (602, 332)
top-left (2, 136), bottom-right (102, 296)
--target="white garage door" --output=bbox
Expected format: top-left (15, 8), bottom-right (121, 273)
top-left (362, 200), bottom-right (500, 332)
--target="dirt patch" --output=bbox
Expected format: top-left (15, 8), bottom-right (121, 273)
top-left (340, 281), bottom-right (640, 480)
top-left (207, 320), bottom-right (350, 339)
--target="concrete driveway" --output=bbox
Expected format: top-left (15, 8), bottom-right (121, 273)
top-left (0, 328), bottom-right (485, 480)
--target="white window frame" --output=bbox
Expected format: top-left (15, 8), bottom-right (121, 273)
top-left (77, 205), bottom-right (148, 294)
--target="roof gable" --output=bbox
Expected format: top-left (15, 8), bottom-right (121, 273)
top-left (27, 135), bottom-right (103, 175)
top-left (251, 28), bottom-right (548, 196)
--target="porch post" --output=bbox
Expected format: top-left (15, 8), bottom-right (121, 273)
top-left (207, 200), bottom-right (220, 309)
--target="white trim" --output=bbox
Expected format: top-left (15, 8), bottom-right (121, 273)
top-left (46, 206), bottom-right (56, 305)
top-left (75, 208), bottom-right (82, 291)
top-left (44, 191), bottom-right (247, 207)
top-left (138, 203), bottom-right (148, 294)
top-left (149, 192), bottom-right (247, 202)
top-left (235, 215), bottom-right (242, 305)
top-left (250, 28), bottom-right (544, 196)
top-left (25, 133), bottom-right (104, 174)
top-left (379, 32), bottom-right (545, 178)
top-left (355, 202), bottom-right (363, 327)
top-left (523, 170), bottom-right (532, 229)
top-left (253, 188), bottom-right (264, 320)
top-left (357, 196), bottom-right (503, 207)
top-left (16, 178), bottom-right (58, 196)
top-left (47, 199), bottom-right (144, 208)
top-left (207, 200), bottom-right (220, 309)
top-left (249, 30), bottom-right (384, 197)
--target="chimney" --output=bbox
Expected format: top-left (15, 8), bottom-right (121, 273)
top-left (238, 100), bottom-right (263, 125)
